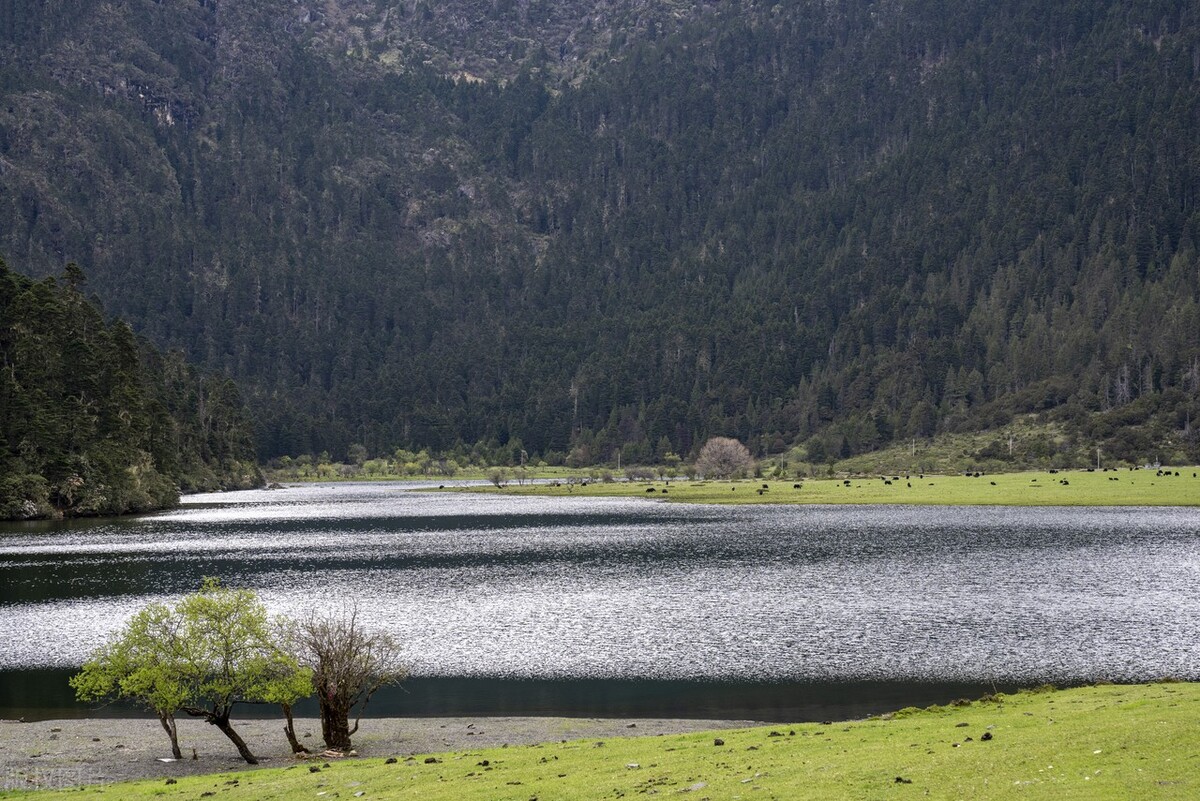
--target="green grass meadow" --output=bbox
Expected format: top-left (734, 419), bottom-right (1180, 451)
top-left (5, 683), bottom-right (1197, 800)
top-left (465, 467), bottom-right (1200, 506)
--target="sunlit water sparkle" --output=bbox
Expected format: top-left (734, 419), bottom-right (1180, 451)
top-left (2, 483), bottom-right (1199, 686)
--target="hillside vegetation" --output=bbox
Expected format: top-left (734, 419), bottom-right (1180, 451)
top-left (0, 260), bottom-right (261, 519)
top-left (1, 1), bottom-right (1198, 465)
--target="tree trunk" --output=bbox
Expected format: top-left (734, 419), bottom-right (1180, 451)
top-left (319, 701), bottom-right (331, 748)
top-left (158, 712), bottom-right (182, 760)
top-left (210, 714), bottom-right (258, 764)
top-left (281, 702), bottom-right (308, 754)
top-left (319, 694), bottom-right (353, 751)
top-left (349, 688), bottom-right (379, 739)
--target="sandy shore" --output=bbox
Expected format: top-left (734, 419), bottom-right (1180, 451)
top-left (0, 715), bottom-right (762, 790)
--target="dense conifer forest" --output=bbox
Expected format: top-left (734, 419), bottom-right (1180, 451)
top-left (1, 0), bottom-right (1198, 467)
top-left (0, 260), bottom-right (261, 519)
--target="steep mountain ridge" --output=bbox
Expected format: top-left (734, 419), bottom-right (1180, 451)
top-left (1, 0), bottom-right (1198, 465)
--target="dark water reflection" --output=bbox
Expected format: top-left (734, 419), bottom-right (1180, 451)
top-left (0, 668), bottom-right (1016, 723)
top-left (2, 484), bottom-right (1198, 718)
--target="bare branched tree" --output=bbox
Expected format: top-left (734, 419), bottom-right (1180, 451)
top-left (694, 436), bottom-right (754, 479)
top-left (284, 607), bottom-right (407, 751)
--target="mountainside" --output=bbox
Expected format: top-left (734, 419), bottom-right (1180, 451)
top-left (0, 259), bottom-right (261, 519)
top-left (2, 0), bottom-right (1198, 466)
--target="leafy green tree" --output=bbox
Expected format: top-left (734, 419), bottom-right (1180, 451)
top-left (662, 452), bottom-right (681, 478)
top-left (70, 603), bottom-right (190, 759)
top-left (71, 579), bottom-right (311, 764)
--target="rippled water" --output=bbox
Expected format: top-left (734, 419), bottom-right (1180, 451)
top-left (2, 484), bottom-right (1199, 716)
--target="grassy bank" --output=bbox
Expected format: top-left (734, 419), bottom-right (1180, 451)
top-left (455, 467), bottom-right (1200, 506)
top-left (4, 683), bottom-right (1196, 800)
top-left (787, 416), bottom-right (1142, 477)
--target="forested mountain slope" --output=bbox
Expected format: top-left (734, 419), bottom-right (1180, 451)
top-left (1, 0), bottom-right (1198, 465)
top-left (0, 260), bottom-right (261, 519)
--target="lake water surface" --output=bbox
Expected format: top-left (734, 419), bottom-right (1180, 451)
top-left (2, 484), bottom-right (1198, 720)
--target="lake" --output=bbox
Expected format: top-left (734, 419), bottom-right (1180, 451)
top-left (2, 483), bottom-right (1198, 721)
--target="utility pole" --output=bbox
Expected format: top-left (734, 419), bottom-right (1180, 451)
top-left (1096, 446), bottom-right (1101, 471)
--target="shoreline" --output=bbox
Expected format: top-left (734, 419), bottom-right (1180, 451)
top-left (4, 684), bottom-right (1199, 799)
top-left (0, 714), bottom-right (764, 789)
top-left (179, 467), bottom-right (1200, 509)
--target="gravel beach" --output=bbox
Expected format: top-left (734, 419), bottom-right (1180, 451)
top-left (0, 715), bottom-right (762, 790)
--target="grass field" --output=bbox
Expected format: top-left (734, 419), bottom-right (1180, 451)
top-left (5, 683), bottom-right (1196, 800)
top-left (456, 467), bottom-right (1200, 506)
